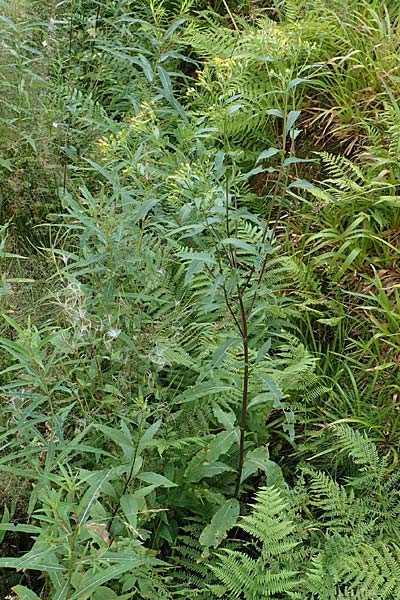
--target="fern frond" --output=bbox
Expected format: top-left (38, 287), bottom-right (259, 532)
top-left (210, 486), bottom-right (303, 598)
top-left (184, 16), bottom-right (325, 148)
top-left (333, 424), bottom-right (385, 475)
top-left (242, 487), bottom-right (299, 556)
top-left (342, 543), bottom-right (400, 600)
top-left (319, 151), bottom-right (365, 190)
top-left (211, 549), bottom-right (300, 599)
top-left (302, 467), bottom-right (368, 533)
top-left (172, 525), bottom-right (219, 599)
top-left (302, 550), bottom-right (340, 599)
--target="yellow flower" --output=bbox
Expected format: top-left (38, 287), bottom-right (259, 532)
top-left (211, 56), bottom-right (235, 69)
top-left (97, 137), bottom-right (111, 155)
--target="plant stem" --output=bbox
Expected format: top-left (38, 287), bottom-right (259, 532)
top-left (221, 0), bottom-right (239, 31)
top-left (234, 290), bottom-right (249, 498)
top-left (107, 411), bottom-right (145, 543)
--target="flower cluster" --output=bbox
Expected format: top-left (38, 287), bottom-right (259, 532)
top-left (96, 101), bottom-right (157, 158)
top-left (211, 56), bottom-right (235, 69)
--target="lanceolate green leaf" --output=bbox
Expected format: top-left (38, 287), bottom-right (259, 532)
top-left (287, 77), bottom-right (310, 89)
top-left (186, 428), bottom-right (238, 482)
top-left (199, 499), bottom-right (240, 549)
top-left (213, 407), bottom-right (236, 430)
top-left (0, 523), bottom-right (41, 534)
top-left (211, 337), bottom-right (241, 368)
top-left (164, 17), bottom-right (187, 40)
top-left (120, 494), bottom-right (139, 528)
top-left (0, 543), bottom-right (65, 572)
top-left (285, 110), bottom-right (301, 136)
top-left (175, 382), bottom-right (235, 404)
top-left (78, 470), bottom-right (113, 527)
top-left (206, 429), bottom-right (238, 461)
top-left (157, 65), bottom-right (186, 119)
top-left (133, 198), bottom-right (158, 223)
top-left (138, 472), bottom-right (177, 487)
top-left (68, 560), bottom-right (150, 600)
top-left (12, 586), bottom-right (41, 600)
top-left (220, 238), bottom-right (258, 255)
top-left (52, 580), bottom-right (69, 600)
top-left (240, 447), bottom-right (282, 485)
top-left (256, 147), bottom-right (280, 162)
top-left (186, 461), bottom-right (233, 482)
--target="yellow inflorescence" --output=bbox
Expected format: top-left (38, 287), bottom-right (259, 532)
top-left (211, 56), bottom-right (235, 69)
top-left (96, 101), bottom-right (157, 157)
top-left (166, 161), bottom-right (205, 201)
top-left (97, 136), bottom-right (111, 156)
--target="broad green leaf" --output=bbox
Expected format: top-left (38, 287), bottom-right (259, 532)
top-left (164, 17), bottom-right (187, 40)
top-left (184, 258), bottom-right (206, 285)
top-left (220, 238), bottom-right (258, 255)
top-left (283, 409), bottom-right (295, 441)
top-left (119, 421), bottom-right (134, 462)
top-left (93, 587), bottom-right (123, 600)
top-left (261, 376), bottom-right (283, 403)
top-left (256, 147), bottom-right (280, 163)
top-left (240, 447), bottom-right (282, 484)
top-left (266, 108), bottom-right (284, 118)
top-left (69, 561), bottom-right (147, 600)
top-left (211, 338), bottom-right (240, 368)
top-left (284, 157), bottom-right (317, 166)
top-left (287, 77), bottom-right (309, 89)
top-left (177, 251), bottom-right (215, 264)
top-left (187, 461), bottom-right (233, 483)
top-left (255, 338), bottom-right (271, 364)
top-left (248, 392), bottom-right (274, 410)
top-left (63, 145), bottom-right (77, 160)
top-left (0, 543), bottom-right (65, 572)
top-left (140, 419), bottom-right (162, 445)
top-left (130, 485), bottom-right (156, 500)
top-left (120, 494), bottom-right (139, 528)
top-left (289, 128), bottom-right (302, 140)
top-left (213, 407), bottom-right (236, 430)
top-left (227, 103), bottom-right (242, 115)
top-left (135, 54), bottom-right (153, 81)
top-left (138, 472), bottom-right (177, 487)
top-left (285, 110), bottom-right (301, 136)
top-left (239, 165), bottom-right (266, 180)
top-left (175, 382), bottom-right (234, 404)
top-left (288, 179), bottom-right (314, 190)
top-left (199, 499), bottom-right (240, 549)
top-left (306, 186), bottom-right (333, 202)
top-left (78, 470), bottom-right (112, 526)
top-left (207, 429), bottom-right (238, 462)
top-left (133, 198), bottom-right (158, 224)
top-left (95, 425), bottom-right (132, 449)
top-left (215, 149), bottom-right (225, 178)
top-left (12, 586), bottom-right (41, 600)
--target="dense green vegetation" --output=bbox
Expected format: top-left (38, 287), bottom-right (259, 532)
top-left (0, 0), bottom-right (399, 597)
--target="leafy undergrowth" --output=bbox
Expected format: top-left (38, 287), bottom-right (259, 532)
top-left (0, 0), bottom-right (399, 598)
